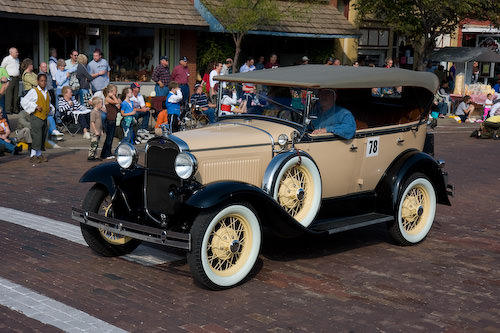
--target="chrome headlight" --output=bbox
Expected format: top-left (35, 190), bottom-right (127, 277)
top-left (175, 152), bottom-right (197, 180)
top-left (115, 143), bottom-right (138, 169)
top-left (278, 133), bottom-right (289, 146)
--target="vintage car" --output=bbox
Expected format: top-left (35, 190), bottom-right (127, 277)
top-left (72, 65), bottom-right (453, 290)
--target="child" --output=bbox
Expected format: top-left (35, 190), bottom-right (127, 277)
top-left (0, 107), bottom-right (22, 155)
top-left (166, 81), bottom-right (183, 132)
top-left (484, 93), bottom-right (493, 121)
top-left (88, 96), bottom-right (104, 161)
top-left (154, 109), bottom-right (168, 136)
top-left (220, 88), bottom-right (239, 115)
top-left (100, 84), bottom-right (120, 159)
top-left (20, 73), bottom-right (54, 163)
top-left (120, 87), bottom-right (136, 143)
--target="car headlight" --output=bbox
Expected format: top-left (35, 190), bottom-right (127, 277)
top-left (175, 152), bottom-right (197, 180)
top-left (278, 133), bottom-right (289, 146)
top-left (115, 143), bottom-right (138, 169)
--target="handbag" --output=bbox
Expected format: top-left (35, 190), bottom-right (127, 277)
top-left (69, 73), bottom-right (80, 91)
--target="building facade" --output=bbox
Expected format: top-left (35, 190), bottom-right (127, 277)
top-left (1, 0), bottom-right (360, 95)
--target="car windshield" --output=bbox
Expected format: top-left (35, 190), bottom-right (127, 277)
top-left (217, 82), bottom-right (306, 124)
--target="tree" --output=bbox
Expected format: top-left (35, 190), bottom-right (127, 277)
top-left (203, 0), bottom-right (300, 72)
top-left (197, 36), bottom-right (234, 75)
top-left (354, 0), bottom-right (500, 70)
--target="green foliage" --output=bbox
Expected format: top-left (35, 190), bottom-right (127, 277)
top-left (197, 36), bottom-right (234, 74)
top-left (207, 0), bottom-right (282, 34)
top-left (354, 0), bottom-right (500, 68)
top-left (309, 43), bottom-right (335, 64)
top-left (202, 0), bottom-right (310, 71)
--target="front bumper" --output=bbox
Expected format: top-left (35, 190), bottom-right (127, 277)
top-left (72, 207), bottom-right (191, 250)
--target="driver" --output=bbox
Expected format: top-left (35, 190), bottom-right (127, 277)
top-left (311, 89), bottom-right (356, 139)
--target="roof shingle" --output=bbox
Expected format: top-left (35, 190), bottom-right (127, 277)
top-left (0, 0), bottom-right (209, 28)
top-left (202, 0), bottom-right (359, 37)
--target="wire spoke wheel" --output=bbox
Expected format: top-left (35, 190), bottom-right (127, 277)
top-left (207, 214), bottom-right (249, 276)
top-left (80, 184), bottom-right (141, 257)
top-left (390, 173), bottom-right (436, 245)
top-left (401, 186), bottom-right (428, 234)
top-left (97, 195), bottom-right (132, 245)
top-left (272, 155), bottom-right (321, 227)
top-left (188, 203), bottom-right (261, 290)
top-left (278, 165), bottom-right (309, 218)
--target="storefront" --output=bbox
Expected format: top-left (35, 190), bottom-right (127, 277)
top-left (0, 1), bottom-right (208, 95)
top-left (196, 0), bottom-right (360, 66)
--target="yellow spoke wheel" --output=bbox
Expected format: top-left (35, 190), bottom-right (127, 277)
top-left (80, 184), bottom-right (141, 257)
top-left (188, 203), bottom-right (261, 290)
top-left (272, 155), bottom-right (321, 227)
top-left (98, 196), bottom-right (133, 246)
top-left (390, 174), bottom-right (436, 245)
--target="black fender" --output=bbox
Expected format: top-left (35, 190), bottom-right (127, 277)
top-left (375, 149), bottom-right (451, 215)
top-left (79, 162), bottom-right (145, 197)
top-left (186, 181), bottom-right (307, 238)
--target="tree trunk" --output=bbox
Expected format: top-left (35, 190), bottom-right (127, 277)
top-left (412, 37), bottom-right (425, 71)
top-left (232, 33), bottom-right (244, 73)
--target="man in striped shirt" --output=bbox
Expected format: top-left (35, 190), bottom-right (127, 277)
top-left (190, 83), bottom-right (216, 123)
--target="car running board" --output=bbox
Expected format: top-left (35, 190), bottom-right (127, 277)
top-left (309, 213), bottom-right (394, 235)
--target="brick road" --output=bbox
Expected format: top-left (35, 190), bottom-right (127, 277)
top-left (0, 119), bottom-right (499, 332)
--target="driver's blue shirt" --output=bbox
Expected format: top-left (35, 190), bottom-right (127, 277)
top-left (312, 105), bottom-right (356, 139)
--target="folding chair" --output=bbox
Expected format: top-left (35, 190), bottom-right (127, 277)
top-left (59, 112), bottom-right (79, 136)
top-left (60, 110), bottom-right (91, 136)
top-left (191, 105), bottom-right (209, 126)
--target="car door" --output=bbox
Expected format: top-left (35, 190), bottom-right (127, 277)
top-left (297, 135), bottom-right (363, 198)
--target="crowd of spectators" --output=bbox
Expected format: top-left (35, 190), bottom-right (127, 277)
top-left (0, 46), bottom-right (138, 162)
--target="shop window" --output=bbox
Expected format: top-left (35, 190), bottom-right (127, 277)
top-left (359, 29), bottom-right (390, 47)
top-left (109, 26), bottom-right (154, 82)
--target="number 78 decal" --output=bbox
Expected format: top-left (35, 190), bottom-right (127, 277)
top-left (366, 137), bottom-right (380, 157)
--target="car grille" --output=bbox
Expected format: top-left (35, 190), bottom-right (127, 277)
top-left (145, 139), bottom-right (182, 222)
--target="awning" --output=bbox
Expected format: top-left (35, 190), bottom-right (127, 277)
top-left (196, 0), bottom-right (360, 39)
top-left (0, 0), bottom-right (209, 29)
top-left (431, 47), bottom-right (500, 63)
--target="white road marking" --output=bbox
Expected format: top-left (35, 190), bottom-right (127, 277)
top-left (0, 277), bottom-right (127, 332)
top-left (0, 206), bottom-right (186, 330)
top-left (0, 207), bottom-right (183, 265)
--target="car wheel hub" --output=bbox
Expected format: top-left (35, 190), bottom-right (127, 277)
top-left (229, 239), bottom-right (241, 253)
top-left (278, 176), bottom-right (305, 209)
top-left (401, 188), bottom-right (425, 230)
top-left (210, 225), bottom-right (239, 260)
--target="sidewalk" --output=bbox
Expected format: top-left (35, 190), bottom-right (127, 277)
top-left (6, 113), bottom-right (134, 153)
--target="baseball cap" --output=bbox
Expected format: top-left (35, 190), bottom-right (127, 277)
top-left (180, 56), bottom-right (188, 62)
top-left (160, 56), bottom-right (168, 61)
top-left (302, 56), bottom-right (309, 62)
top-left (194, 83), bottom-right (201, 89)
top-left (327, 57), bottom-right (333, 62)
top-left (130, 82), bottom-right (141, 89)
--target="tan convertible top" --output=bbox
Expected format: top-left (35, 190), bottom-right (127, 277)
top-left (214, 65), bottom-right (439, 92)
